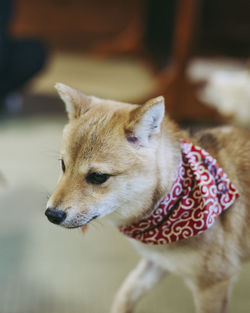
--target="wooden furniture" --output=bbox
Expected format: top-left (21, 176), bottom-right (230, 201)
top-left (12, 0), bottom-right (249, 121)
top-left (155, 0), bottom-right (222, 122)
top-left (11, 0), bottom-right (141, 51)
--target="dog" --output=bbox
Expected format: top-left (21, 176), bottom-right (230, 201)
top-left (46, 82), bottom-right (250, 313)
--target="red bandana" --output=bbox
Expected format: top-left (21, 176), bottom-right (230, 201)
top-left (119, 140), bottom-right (240, 245)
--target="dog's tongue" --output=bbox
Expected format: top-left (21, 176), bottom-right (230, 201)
top-left (81, 225), bottom-right (88, 234)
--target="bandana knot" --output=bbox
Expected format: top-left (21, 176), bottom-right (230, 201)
top-left (119, 140), bottom-right (239, 245)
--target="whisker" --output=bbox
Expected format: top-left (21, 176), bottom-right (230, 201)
top-left (89, 219), bottom-right (104, 232)
top-left (39, 190), bottom-right (51, 200)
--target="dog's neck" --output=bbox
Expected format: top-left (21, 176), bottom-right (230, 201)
top-left (106, 117), bottom-right (184, 227)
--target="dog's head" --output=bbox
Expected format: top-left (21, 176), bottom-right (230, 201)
top-left (46, 83), bottom-right (165, 228)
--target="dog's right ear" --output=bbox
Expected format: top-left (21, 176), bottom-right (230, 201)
top-left (55, 83), bottom-right (93, 120)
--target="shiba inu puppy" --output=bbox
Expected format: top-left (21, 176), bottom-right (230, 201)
top-left (46, 83), bottom-right (250, 313)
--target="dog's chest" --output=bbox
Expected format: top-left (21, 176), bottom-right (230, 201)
top-left (132, 240), bottom-right (202, 276)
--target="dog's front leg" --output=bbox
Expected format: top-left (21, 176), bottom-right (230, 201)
top-left (111, 258), bottom-right (166, 313)
top-left (192, 277), bottom-right (234, 313)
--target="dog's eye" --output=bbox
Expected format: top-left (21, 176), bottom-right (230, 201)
top-left (86, 172), bottom-right (110, 185)
top-left (60, 159), bottom-right (66, 173)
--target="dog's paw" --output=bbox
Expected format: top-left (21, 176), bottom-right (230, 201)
top-left (110, 301), bottom-right (132, 313)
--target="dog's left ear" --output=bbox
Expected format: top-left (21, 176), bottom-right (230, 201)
top-left (126, 96), bottom-right (165, 145)
top-left (55, 82), bottom-right (93, 119)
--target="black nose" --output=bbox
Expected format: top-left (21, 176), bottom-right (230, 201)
top-left (45, 207), bottom-right (67, 225)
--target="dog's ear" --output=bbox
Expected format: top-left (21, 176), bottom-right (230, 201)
top-left (126, 96), bottom-right (165, 145)
top-left (55, 83), bottom-right (93, 119)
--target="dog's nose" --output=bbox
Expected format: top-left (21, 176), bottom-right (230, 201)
top-left (45, 207), bottom-right (66, 224)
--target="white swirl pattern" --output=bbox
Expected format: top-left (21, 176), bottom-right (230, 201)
top-left (119, 140), bottom-right (240, 245)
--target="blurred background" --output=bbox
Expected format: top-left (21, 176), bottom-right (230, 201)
top-left (0, 0), bottom-right (250, 312)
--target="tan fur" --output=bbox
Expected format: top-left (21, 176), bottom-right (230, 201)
top-left (47, 83), bottom-right (250, 313)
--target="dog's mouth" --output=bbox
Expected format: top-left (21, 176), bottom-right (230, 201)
top-left (62, 214), bottom-right (99, 229)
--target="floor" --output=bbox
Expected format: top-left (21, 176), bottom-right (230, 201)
top-left (31, 52), bottom-right (157, 103)
top-left (0, 52), bottom-right (250, 313)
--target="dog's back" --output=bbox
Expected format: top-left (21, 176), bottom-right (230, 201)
top-left (190, 126), bottom-right (250, 260)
